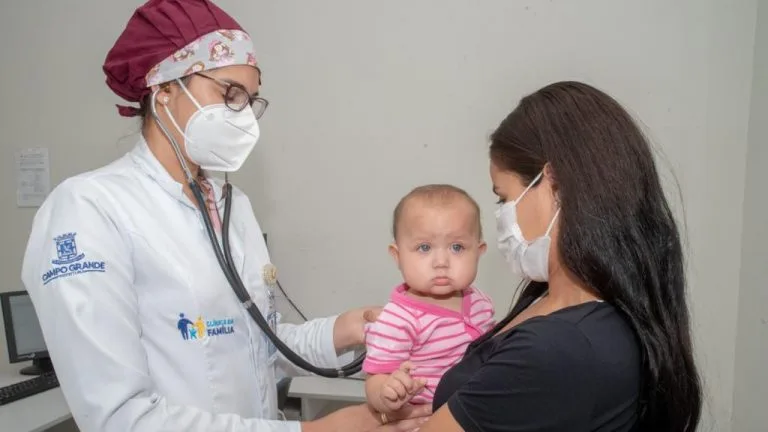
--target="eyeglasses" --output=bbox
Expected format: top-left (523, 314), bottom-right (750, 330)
top-left (194, 73), bottom-right (269, 119)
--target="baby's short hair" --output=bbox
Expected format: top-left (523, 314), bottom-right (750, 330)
top-left (392, 184), bottom-right (482, 240)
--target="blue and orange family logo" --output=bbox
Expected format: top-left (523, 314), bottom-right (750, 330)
top-left (177, 313), bottom-right (235, 340)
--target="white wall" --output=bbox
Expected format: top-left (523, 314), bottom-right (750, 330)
top-left (732, 0), bottom-right (768, 430)
top-left (0, 1), bottom-right (762, 430)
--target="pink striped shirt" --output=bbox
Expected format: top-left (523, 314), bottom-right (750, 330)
top-left (363, 284), bottom-right (496, 404)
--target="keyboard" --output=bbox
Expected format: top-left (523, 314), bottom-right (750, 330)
top-left (0, 371), bottom-right (59, 405)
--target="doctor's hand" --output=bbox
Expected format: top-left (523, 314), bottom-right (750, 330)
top-left (333, 306), bottom-right (383, 352)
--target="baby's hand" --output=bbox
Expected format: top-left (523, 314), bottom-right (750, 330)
top-left (379, 361), bottom-right (426, 412)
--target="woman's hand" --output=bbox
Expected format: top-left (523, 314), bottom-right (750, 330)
top-left (369, 403), bottom-right (432, 432)
top-left (333, 306), bottom-right (383, 352)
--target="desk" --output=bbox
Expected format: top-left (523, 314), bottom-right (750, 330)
top-left (0, 367), bottom-right (72, 432)
top-left (287, 376), bottom-right (366, 420)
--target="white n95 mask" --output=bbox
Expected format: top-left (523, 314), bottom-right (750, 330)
top-left (165, 79), bottom-right (260, 172)
top-left (495, 171), bottom-right (560, 282)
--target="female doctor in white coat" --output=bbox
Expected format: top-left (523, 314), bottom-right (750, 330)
top-left (20, 1), bottom-right (430, 431)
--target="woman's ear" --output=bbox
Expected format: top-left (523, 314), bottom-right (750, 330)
top-left (542, 162), bottom-right (556, 184)
top-left (542, 162), bottom-right (559, 199)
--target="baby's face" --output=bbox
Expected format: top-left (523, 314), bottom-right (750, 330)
top-left (390, 200), bottom-right (486, 296)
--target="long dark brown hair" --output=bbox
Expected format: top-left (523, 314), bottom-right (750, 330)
top-left (490, 81), bottom-right (702, 431)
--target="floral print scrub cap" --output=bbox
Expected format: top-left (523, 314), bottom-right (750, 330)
top-left (102, 0), bottom-right (258, 117)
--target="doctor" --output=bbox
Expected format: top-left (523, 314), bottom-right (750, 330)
top-left (20, 0), bottom-right (429, 431)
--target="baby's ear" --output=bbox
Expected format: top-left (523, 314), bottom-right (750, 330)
top-left (388, 243), bottom-right (401, 267)
top-left (478, 241), bottom-right (487, 254)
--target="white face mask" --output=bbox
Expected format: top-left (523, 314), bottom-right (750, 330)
top-left (495, 171), bottom-right (560, 282)
top-left (164, 79), bottom-right (260, 172)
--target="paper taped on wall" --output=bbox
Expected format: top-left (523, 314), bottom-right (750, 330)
top-left (16, 147), bottom-right (51, 208)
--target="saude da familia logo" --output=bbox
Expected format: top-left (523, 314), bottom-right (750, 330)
top-left (177, 313), bottom-right (235, 340)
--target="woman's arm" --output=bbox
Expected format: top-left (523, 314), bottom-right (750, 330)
top-left (22, 178), bottom-right (301, 432)
top-left (302, 404), bottom-right (380, 432)
top-left (411, 405), bottom-right (464, 432)
top-left (302, 403), bottom-right (433, 432)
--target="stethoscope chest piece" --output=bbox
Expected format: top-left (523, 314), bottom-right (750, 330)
top-left (262, 263), bottom-right (278, 287)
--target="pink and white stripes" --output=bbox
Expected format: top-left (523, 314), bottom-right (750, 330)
top-left (363, 284), bottom-right (496, 404)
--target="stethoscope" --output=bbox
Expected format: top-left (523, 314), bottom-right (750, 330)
top-left (149, 89), bottom-right (364, 378)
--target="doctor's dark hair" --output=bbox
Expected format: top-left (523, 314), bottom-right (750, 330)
top-left (489, 81), bottom-right (702, 431)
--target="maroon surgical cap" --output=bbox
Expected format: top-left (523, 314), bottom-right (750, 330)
top-left (103, 0), bottom-right (245, 117)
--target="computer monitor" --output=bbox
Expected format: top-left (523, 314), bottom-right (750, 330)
top-left (1, 291), bottom-right (52, 376)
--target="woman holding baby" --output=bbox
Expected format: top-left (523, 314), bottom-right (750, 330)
top-left (366, 81), bottom-right (703, 432)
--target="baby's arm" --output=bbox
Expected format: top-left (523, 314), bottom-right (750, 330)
top-left (362, 303), bottom-right (423, 413)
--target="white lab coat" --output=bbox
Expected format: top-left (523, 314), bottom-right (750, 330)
top-left (21, 137), bottom-right (353, 432)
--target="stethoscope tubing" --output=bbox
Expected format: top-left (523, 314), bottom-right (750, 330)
top-left (149, 89), bottom-right (365, 378)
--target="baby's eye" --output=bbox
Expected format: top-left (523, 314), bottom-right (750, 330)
top-left (417, 244), bottom-right (431, 252)
top-left (451, 243), bottom-right (464, 253)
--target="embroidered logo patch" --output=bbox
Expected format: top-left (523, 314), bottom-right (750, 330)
top-left (177, 313), bottom-right (235, 340)
top-left (42, 233), bottom-right (106, 285)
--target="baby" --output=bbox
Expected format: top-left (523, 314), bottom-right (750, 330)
top-left (363, 184), bottom-right (496, 414)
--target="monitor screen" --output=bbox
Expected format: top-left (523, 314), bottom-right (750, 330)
top-left (2, 292), bottom-right (47, 361)
top-left (8, 294), bottom-right (47, 356)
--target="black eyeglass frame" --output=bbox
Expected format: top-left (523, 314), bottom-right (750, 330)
top-left (194, 72), bottom-right (269, 118)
